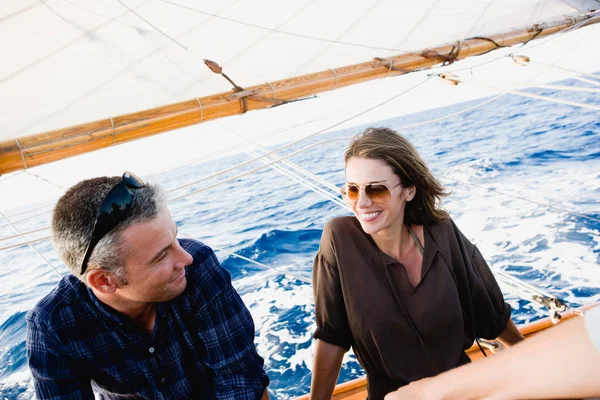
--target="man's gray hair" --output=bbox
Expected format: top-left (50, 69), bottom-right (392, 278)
top-left (51, 175), bottom-right (164, 284)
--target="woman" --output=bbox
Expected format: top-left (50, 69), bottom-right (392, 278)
top-left (310, 127), bottom-right (524, 400)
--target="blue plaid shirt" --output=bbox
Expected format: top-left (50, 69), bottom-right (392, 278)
top-left (27, 239), bottom-right (269, 399)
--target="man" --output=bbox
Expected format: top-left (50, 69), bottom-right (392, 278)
top-left (385, 305), bottom-right (600, 399)
top-left (27, 172), bottom-right (270, 399)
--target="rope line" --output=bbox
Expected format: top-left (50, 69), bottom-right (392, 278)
top-left (217, 122), bottom-right (342, 193)
top-left (0, 212), bottom-right (61, 278)
top-left (0, 226), bottom-right (49, 241)
top-left (455, 76), bottom-right (600, 94)
top-left (0, 0), bottom-right (154, 86)
top-left (0, 2), bottom-right (42, 25)
top-left (439, 174), bottom-right (600, 224)
top-left (160, 0), bottom-right (413, 53)
top-left (457, 78), bottom-right (600, 111)
top-left (526, 60), bottom-right (600, 86)
top-left (247, 150), bottom-right (349, 210)
top-left (115, 0), bottom-right (189, 52)
top-left (445, 14), bottom-right (599, 77)
top-left (0, 236), bottom-right (51, 252)
top-left (209, 244), bottom-right (311, 284)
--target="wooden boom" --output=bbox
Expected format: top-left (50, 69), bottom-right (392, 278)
top-left (1, 12), bottom-right (599, 174)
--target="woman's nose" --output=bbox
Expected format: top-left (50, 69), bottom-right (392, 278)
top-left (356, 188), bottom-right (372, 207)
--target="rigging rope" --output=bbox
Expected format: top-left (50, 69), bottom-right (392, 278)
top-left (0, 212), bottom-right (61, 279)
top-left (115, 0), bottom-right (189, 52)
top-left (246, 150), bottom-right (349, 211)
top-left (446, 13), bottom-right (600, 77)
top-left (40, 0), bottom-right (86, 33)
top-left (218, 122), bottom-right (343, 194)
top-left (160, 0), bottom-right (413, 53)
top-left (494, 271), bottom-right (585, 323)
top-left (209, 244), bottom-right (311, 285)
top-left (288, 0), bottom-right (389, 77)
top-left (438, 175), bottom-right (600, 225)
top-left (525, 59), bottom-right (600, 85)
top-left (0, 2), bottom-right (42, 25)
top-left (0, 0), bottom-right (155, 86)
top-left (448, 76), bottom-right (600, 111)
top-left (457, 80), bottom-right (600, 93)
top-left (0, 226), bottom-right (49, 242)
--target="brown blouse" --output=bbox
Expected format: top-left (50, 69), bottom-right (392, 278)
top-left (313, 217), bottom-right (511, 399)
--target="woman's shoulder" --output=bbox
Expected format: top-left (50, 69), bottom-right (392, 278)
top-left (425, 217), bottom-right (476, 250)
top-left (322, 215), bottom-right (366, 241)
top-left (323, 215), bottom-right (360, 234)
top-left (425, 217), bottom-right (455, 235)
top-left (318, 216), bottom-right (363, 265)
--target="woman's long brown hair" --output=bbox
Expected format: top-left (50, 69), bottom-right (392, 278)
top-left (344, 127), bottom-right (449, 225)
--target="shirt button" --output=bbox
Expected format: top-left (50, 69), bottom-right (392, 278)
top-left (149, 347), bottom-right (155, 354)
top-left (160, 378), bottom-right (166, 384)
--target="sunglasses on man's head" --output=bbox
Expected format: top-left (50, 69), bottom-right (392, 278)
top-left (80, 171), bottom-right (145, 275)
top-left (340, 182), bottom-right (402, 205)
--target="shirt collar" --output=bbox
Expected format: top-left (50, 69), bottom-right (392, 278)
top-left (86, 285), bottom-right (130, 326)
top-left (371, 225), bottom-right (440, 280)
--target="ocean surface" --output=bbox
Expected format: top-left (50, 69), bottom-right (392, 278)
top-left (0, 75), bottom-right (599, 399)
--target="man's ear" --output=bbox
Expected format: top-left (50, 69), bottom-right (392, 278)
top-left (86, 267), bottom-right (121, 294)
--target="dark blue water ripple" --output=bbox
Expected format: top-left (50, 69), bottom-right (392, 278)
top-left (0, 312), bottom-right (27, 379)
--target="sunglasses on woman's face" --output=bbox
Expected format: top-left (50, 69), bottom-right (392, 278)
top-left (340, 182), bottom-right (401, 204)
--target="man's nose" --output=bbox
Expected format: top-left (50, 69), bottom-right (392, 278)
top-left (176, 247), bottom-right (193, 268)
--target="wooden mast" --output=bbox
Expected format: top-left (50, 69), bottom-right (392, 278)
top-left (1, 12), bottom-right (599, 174)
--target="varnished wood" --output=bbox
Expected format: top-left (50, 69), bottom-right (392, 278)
top-left (1, 13), bottom-right (599, 174)
top-left (295, 305), bottom-right (595, 400)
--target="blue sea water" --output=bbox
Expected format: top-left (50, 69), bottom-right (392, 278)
top-left (0, 75), bottom-right (599, 399)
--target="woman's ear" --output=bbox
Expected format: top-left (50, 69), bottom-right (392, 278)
top-left (405, 186), bottom-right (417, 202)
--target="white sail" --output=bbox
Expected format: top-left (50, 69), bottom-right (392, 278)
top-left (1, 0), bottom-right (598, 142)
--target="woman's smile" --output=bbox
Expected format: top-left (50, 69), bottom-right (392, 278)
top-left (358, 210), bottom-right (382, 222)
